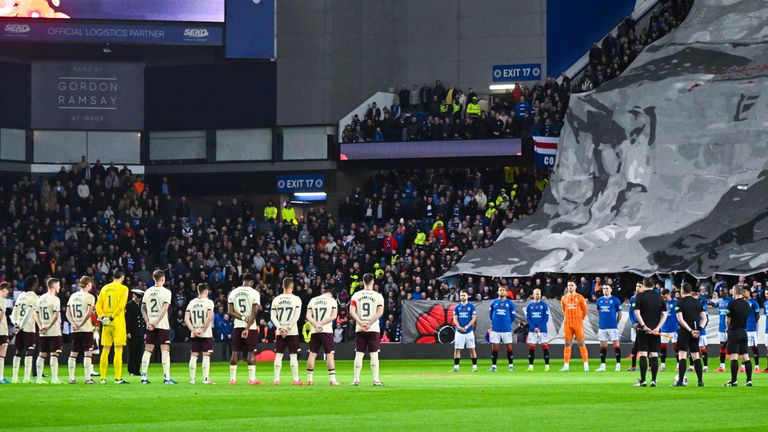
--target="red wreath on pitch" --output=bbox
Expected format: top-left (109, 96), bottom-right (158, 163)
top-left (414, 303), bottom-right (456, 344)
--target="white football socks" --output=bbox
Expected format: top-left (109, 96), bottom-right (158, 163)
top-left (370, 352), bottom-right (380, 382)
top-left (23, 356), bottom-right (32, 381)
top-left (161, 351), bottom-right (171, 380)
top-left (36, 356), bottom-right (45, 380)
top-left (12, 356), bottom-right (20, 381)
top-left (353, 352), bottom-right (364, 382)
top-left (68, 356), bottom-right (77, 381)
top-left (274, 353), bottom-right (283, 381)
top-left (140, 351), bottom-right (151, 378)
top-left (202, 356), bottom-right (211, 382)
top-left (84, 357), bottom-right (92, 380)
top-left (289, 354), bottom-right (299, 381)
top-left (50, 356), bottom-right (59, 382)
top-left (189, 355), bottom-right (198, 382)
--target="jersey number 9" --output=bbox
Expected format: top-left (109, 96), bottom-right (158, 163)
top-left (362, 303), bottom-right (371, 318)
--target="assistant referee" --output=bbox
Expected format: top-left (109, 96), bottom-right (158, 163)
top-left (632, 278), bottom-right (667, 387)
top-left (725, 285), bottom-right (753, 387)
top-left (675, 283), bottom-right (707, 387)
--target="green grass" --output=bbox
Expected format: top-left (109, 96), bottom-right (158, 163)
top-left (2, 359), bottom-right (767, 431)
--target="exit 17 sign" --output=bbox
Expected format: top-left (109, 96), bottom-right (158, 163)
top-left (492, 63), bottom-right (542, 82)
top-left (275, 174), bottom-right (325, 193)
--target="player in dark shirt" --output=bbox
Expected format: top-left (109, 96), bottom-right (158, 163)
top-left (632, 278), bottom-right (668, 387)
top-left (674, 283), bottom-right (707, 387)
top-left (725, 285), bottom-right (754, 386)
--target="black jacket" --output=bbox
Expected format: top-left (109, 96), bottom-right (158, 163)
top-left (126, 300), bottom-right (146, 336)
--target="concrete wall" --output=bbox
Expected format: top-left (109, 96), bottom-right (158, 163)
top-left (277, 0), bottom-right (547, 126)
top-left (277, 0), bottom-right (396, 126)
top-left (392, 0), bottom-right (546, 95)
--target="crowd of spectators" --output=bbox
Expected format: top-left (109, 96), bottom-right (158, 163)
top-left (0, 159), bottom-right (555, 346)
top-left (341, 1), bottom-right (693, 145)
top-left (0, 3), bottom-right (699, 348)
top-left (340, 78), bottom-right (569, 144)
top-left (574, 0), bottom-right (693, 93)
top-left (1, 156), bottom-right (764, 351)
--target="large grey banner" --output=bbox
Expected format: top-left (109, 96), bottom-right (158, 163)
top-left (32, 61), bottom-right (144, 130)
top-left (402, 300), bottom-right (731, 345)
top-left (445, 0), bottom-right (768, 278)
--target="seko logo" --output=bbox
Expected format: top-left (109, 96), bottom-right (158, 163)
top-left (5, 24), bottom-right (30, 34)
top-left (183, 28), bottom-right (209, 38)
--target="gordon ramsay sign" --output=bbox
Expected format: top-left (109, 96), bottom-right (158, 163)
top-left (32, 61), bottom-right (144, 130)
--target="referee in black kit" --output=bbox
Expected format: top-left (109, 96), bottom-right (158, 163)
top-left (632, 278), bottom-right (667, 387)
top-left (725, 285), bottom-right (754, 387)
top-left (674, 283), bottom-right (707, 387)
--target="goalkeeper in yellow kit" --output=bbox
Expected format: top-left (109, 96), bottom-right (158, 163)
top-left (95, 268), bottom-right (130, 384)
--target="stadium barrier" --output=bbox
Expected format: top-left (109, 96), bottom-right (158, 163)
top-left (402, 299), bottom-right (731, 344)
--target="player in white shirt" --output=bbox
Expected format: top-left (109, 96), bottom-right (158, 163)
top-left (271, 278), bottom-right (303, 385)
top-left (0, 282), bottom-right (10, 384)
top-left (306, 287), bottom-right (339, 385)
top-left (227, 274), bottom-right (261, 385)
top-left (141, 270), bottom-right (176, 384)
top-left (185, 283), bottom-right (215, 384)
top-left (66, 276), bottom-right (97, 384)
top-left (11, 276), bottom-right (39, 383)
top-left (36, 278), bottom-right (63, 384)
top-left (349, 273), bottom-right (385, 386)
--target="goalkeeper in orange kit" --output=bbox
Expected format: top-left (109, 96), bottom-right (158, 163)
top-left (560, 279), bottom-right (590, 372)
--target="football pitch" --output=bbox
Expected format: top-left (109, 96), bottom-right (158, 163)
top-left (2, 359), bottom-right (766, 431)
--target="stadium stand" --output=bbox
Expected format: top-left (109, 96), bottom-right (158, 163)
top-left (340, 79), bottom-right (568, 143)
top-left (573, 0), bottom-right (694, 92)
top-left (0, 1), bottom-right (696, 352)
top-left (340, 1), bottom-right (693, 144)
top-left (1, 163), bottom-right (552, 345)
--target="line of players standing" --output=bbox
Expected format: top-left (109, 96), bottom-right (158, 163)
top-left (450, 277), bottom-right (763, 387)
top-left (1, 270), bottom-right (387, 387)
